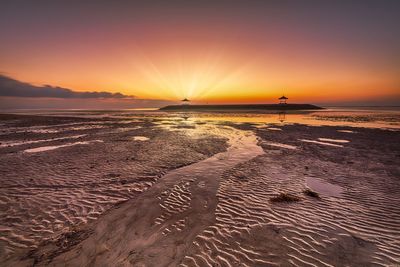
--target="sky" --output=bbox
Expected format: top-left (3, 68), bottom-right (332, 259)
top-left (0, 0), bottom-right (399, 108)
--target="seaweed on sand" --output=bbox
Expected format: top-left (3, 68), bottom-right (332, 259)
top-left (303, 188), bottom-right (320, 198)
top-left (270, 193), bottom-right (301, 203)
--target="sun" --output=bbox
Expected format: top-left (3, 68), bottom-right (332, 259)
top-left (130, 46), bottom-right (252, 102)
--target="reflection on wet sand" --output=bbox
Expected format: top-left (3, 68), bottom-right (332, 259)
top-left (306, 177), bottom-right (343, 197)
top-left (147, 108), bottom-right (400, 129)
top-left (0, 134), bottom-right (86, 147)
top-left (337, 129), bottom-right (355, 133)
top-left (24, 140), bottom-right (103, 153)
top-left (262, 141), bottom-right (297, 150)
top-left (318, 138), bottom-right (349, 143)
top-left (278, 111), bottom-right (286, 123)
top-left (133, 136), bottom-right (150, 141)
top-left (300, 139), bottom-right (344, 147)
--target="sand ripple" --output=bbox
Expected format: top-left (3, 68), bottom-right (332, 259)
top-left (182, 156), bottom-right (400, 266)
top-left (181, 124), bottom-right (400, 266)
top-left (1, 115), bottom-right (398, 266)
top-left (0, 116), bottom-right (228, 263)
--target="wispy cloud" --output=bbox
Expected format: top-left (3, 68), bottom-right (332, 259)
top-left (0, 75), bottom-right (135, 99)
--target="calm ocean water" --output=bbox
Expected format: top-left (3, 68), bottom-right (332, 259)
top-left (2, 107), bottom-right (400, 129)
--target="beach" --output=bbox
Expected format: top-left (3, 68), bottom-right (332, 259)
top-left (0, 109), bottom-right (399, 266)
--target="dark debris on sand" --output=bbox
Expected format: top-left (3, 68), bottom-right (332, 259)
top-left (303, 188), bottom-right (321, 198)
top-left (270, 193), bottom-right (301, 203)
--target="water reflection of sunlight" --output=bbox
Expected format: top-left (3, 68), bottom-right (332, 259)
top-left (318, 138), bottom-right (349, 143)
top-left (300, 139), bottom-right (344, 148)
top-left (55, 108), bottom-right (400, 130)
top-left (306, 177), bottom-right (343, 197)
top-left (149, 112), bottom-right (400, 130)
top-left (153, 111), bottom-right (400, 129)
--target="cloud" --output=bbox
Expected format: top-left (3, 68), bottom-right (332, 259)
top-left (0, 96), bottom-right (176, 109)
top-left (0, 74), bottom-right (135, 99)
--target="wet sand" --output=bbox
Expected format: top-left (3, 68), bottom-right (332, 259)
top-left (0, 113), bottom-right (399, 266)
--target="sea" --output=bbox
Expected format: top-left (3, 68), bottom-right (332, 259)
top-left (1, 106), bottom-right (400, 129)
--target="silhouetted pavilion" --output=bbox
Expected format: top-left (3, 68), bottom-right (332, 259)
top-left (181, 98), bottom-right (190, 105)
top-left (279, 95), bottom-right (288, 104)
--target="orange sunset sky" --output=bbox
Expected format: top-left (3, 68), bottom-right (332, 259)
top-left (0, 0), bottom-right (399, 108)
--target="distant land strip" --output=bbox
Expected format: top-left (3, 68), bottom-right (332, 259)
top-left (159, 104), bottom-right (324, 111)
